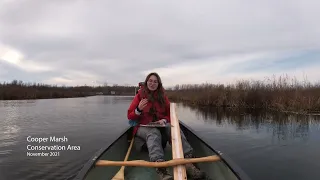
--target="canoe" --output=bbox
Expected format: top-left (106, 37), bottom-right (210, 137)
top-left (74, 121), bottom-right (251, 180)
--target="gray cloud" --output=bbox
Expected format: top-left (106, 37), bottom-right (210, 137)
top-left (0, 61), bottom-right (59, 83)
top-left (0, 0), bottom-right (320, 86)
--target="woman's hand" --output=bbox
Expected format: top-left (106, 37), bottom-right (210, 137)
top-left (138, 98), bottom-right (148, 111)
top-left (155, 119), bottom-right (167, 125)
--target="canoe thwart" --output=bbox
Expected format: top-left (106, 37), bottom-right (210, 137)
top-left (95, 155), bottom-right (221, 168)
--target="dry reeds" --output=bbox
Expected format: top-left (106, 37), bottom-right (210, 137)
top-left (166, 75), bottom-right (320, 114)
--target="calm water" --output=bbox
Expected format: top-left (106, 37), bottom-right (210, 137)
top-left (0, 96), bottom-right (319, 180)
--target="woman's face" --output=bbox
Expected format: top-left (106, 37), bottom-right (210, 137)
top-left (147, 75), bottom-right (159, 91)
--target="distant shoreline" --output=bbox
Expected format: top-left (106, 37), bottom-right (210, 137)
top-left (0, 80), bottom-right (136, 100)
top-left (0, 94), bottom-right (135, 101)
top-left (1, 76), bottom-right (319, 115)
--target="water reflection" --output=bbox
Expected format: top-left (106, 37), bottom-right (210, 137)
top-left (0, 100), bottom-right (37, 107)
top-left (0, 101), bottom-right (21, 155)
top-left (182, 104), bottom-right (319, 143)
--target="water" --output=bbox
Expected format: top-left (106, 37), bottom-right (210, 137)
top-left (0, 96), bottom-right (319, 180)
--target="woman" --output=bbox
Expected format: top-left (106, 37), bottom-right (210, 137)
top-left (127, 72), bottom-right (205, 180)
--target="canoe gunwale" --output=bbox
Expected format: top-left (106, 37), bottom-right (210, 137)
top-left (179, 120), bottom-right (252, 180)
top-left (73, 126), bottom-right (131, 180)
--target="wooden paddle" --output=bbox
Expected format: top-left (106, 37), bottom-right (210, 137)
top-left (170, 103), bottom-right (187, 179)
top-left (96, 155), bottom-right (220, 167)
top-left (111, 137), bottom-right (134, 180)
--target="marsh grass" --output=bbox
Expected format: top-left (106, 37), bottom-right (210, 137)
top-left (166, 75), bottom-right (320, 114)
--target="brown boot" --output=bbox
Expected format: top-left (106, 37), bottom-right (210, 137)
top-left (185, 163), bottom-right (206, 179)
top-left (155, 159), bottom-right (173, 180)
top-left (184, 153), bottom-right (206, 179)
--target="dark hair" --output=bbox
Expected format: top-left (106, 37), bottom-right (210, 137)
top-left (142, 72), bottom-right (165, 105)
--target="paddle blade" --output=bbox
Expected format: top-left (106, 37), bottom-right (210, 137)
top-left (111, 167), bottom-right (125, 180)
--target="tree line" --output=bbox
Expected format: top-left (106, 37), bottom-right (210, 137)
top-left (0, 80), bottom-right (137, 100)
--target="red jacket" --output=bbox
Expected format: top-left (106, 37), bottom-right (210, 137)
top-left (127, 88), bottom-right (171, 135)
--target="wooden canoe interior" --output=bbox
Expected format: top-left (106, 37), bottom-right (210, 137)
top-left (83, 125), bottom-right (239, 180)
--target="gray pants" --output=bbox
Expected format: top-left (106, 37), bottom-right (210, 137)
top-left (136, 126), bottom-right (193, 162)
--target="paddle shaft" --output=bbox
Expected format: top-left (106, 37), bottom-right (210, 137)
top-left (124, 137), bottom-right (134, 162)
top-left (96, 155), bottom-right (220, 168)
top-left (111, 136), bottom-right (134, 180)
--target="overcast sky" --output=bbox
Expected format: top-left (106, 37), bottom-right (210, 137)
top-left (0, 0), bottom-right (319, 87)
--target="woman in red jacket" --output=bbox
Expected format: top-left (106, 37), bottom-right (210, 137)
top-left (127, 72), bottom-right (205, 180)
